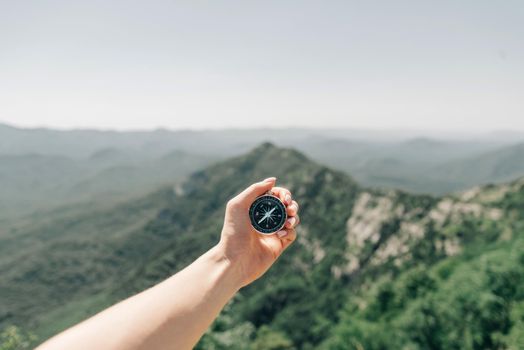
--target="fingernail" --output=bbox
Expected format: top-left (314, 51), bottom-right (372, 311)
top-left (287, 217), bottom-right (295, 227)
top-left (263, 177), bottom-right (276, 183)
top-left (285, 194), bottom-right (291, 204)
top-left (277, 230), bottom-right (288, 237)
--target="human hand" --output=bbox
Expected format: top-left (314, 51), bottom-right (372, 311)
top-left (218, 177), bottom-right (300, 287)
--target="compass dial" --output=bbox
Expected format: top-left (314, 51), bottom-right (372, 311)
top-left (249, 194), bottom-right (287, 234)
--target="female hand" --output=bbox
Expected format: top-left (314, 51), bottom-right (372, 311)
top-left (218, 177), bottom-right (300, 287)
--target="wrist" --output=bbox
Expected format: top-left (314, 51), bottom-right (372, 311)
top-left (207, 243), bottom-right (245, 291)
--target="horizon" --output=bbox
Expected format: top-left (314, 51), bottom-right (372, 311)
top-left (2, 120), bottom-right (524, 138)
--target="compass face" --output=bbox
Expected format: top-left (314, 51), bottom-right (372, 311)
top-left (249, 195), bottom-right (287, 234)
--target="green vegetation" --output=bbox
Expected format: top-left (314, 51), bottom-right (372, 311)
top-left (322, 238), bottom-right (524, 349)
top-left (1, 143), bottom-right (524, 349)
top-left (0, 149), bottom-right (216, 221)
top-left (0, 326), bottom-right (35, 350)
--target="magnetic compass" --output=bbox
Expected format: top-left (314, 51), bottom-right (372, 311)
top-left (249, 194), bottom-right (287, 234)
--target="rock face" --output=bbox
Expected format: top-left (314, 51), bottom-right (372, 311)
top-left (338, 174), bottom-right (521, 279)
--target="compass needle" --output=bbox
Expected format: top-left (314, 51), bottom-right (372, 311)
top-left (249, 194), bottom-right (287, 234)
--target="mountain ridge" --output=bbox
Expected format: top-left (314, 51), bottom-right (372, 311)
top-left (3, 121), bottom-right (524, 196)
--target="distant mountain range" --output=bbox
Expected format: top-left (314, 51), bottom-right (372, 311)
top-left (1, 123), bottom-right (524, 204)
top-left (0, 149), bottom-right (217, 221)
top-left (431, 142), bottom-right (524, 187)
top-left (1, 143), bottom-right (523, 349)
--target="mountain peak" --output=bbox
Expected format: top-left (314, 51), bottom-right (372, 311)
top-left (254, 141), bottom-right (277, 151)
top-left (178, 142), bottom-right (357, 201)
top-left (247, 142), bottom-right (309, 163)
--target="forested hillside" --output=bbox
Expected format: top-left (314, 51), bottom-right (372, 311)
top-left (1, 143), bottom-right (523, 349)
top-left (0, 149), bottom-right (216, 221)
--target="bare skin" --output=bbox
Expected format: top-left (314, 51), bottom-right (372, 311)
top-left (37, 177), bottom-right (299, 350)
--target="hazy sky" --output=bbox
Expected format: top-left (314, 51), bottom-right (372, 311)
top-left (1, 0), bottom-right (523, 131)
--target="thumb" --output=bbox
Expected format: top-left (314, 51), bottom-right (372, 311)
top-left (236, 177), bottom-right (276, 204)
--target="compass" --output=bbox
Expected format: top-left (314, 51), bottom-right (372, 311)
top-left (249, 194), bottom-right (287, 234)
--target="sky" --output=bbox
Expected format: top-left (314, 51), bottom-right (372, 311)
top-left (0, 0), bottom-right (523, 131)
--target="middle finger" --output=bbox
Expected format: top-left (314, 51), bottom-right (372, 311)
top-left (286, 200), bottom-right (299, 216)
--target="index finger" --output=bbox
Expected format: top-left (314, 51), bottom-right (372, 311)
top-left (235, 177), bottom-right (276, 205)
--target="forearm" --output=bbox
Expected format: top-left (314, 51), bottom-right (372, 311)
top-left (38, 244), bottom-right (242, 350)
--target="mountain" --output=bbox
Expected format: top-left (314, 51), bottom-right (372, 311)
top-left (0, 154), bottom-right (84, 220)
top-left (0, 122), bottom-right (331, 158)
top-left (3, 122), bottom-right (524, 197)
top-left (294, 137), bottom-right (513, 195)
top-left (429, 142), bottom-right (524, 190)
top-left (1, 143), bottom-right (523, 349)
top-left (0, 150), bottom-right (217, 222)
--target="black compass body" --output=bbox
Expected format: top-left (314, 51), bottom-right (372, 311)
top-left (249, 194), bottom-right (287, 234)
